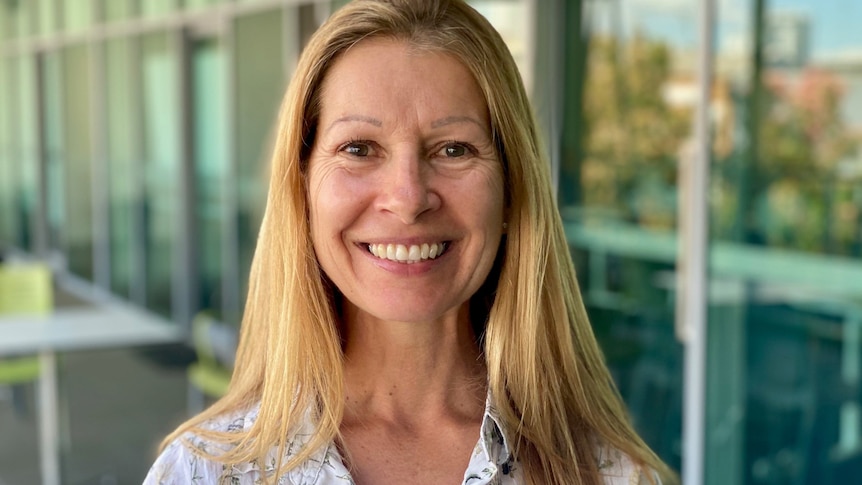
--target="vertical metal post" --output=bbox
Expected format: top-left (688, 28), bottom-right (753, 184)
top-left (678, 0), bottom-right (714, 483)
top-left (37, 351), bottom-right (60, 485)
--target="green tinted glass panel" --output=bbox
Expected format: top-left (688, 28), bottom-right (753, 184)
top-left (557, 0), bottom-right (693, 474)
top-left (105, 0), bottom-right (136, 22)
top-left (15, 0), bottom-right (35, 38)
top-left (42, 52), bottom-right (65, 253)
top-left (191, 37), bottom-right (227, 317)
top-left (0, 0), bottom-right (29, 40)
top-left (64, 0), bottom-right (95, 32)
top-left (706, 1), bottom-right (862, 484)
top-left (62, 44), bottom-right (94, 280)
top-left (16, 55), bottom-right (39, 252)
top-left (0, 58), bottom-right (14, 244)
top-left (141, 0), bottom-right (176, 17)
top-left (141, 32), bottom-right (179, 316)
top-left (106, 38), bottom-right (138, 298)
top-left (38, 0), bottom-right (58, 35)
top-left (184, 0), bottom-right (223, 10)
top-left (235, 9), bottom-right (287, 310)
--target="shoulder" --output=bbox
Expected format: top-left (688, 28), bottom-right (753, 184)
top-left (595, 445), bottom-right (661, 485)
top-left (143, 405), bottom-right (260, 485)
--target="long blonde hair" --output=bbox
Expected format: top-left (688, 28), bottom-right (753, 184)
top-left (163, 1), bottom-right (673, 483)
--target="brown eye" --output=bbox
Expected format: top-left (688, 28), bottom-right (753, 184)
top-left (444, 144), bottom-right (468, 157)
top-left (343, 142), bottom-right (370, 157)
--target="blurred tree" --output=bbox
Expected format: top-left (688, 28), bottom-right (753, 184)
top-left (578, 33), bottom-right (691, 228)
top-left (754, 68), bottom-right (860, 253)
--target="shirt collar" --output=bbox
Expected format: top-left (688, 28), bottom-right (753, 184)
top-left (479, 393), bottom-right (515, 469)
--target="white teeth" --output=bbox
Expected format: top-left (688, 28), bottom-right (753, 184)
top-left (367, 242), bottom-right (447, 263)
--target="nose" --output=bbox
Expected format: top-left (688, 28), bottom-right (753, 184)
top-left (376, 153), bottom-right (441, 224)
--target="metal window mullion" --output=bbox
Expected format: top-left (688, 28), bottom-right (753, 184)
top-left (679, 0), bottom-right (715, 485)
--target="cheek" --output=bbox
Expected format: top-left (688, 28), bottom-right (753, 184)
top-left (307, 167), bottom-right (367, 242)
top-left (468, 169), bottom-right (505, 224)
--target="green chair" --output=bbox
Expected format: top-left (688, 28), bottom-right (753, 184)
top-left (186, 312), bottom-right (234, 415)
top-left (0, 264), bottom-right (53, 415)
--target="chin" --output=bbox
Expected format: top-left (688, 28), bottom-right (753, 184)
top-left (350, 297), bottom-right (466, 325)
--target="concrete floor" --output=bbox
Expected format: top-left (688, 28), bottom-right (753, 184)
top-left (0, 345), bottom-right (190, 485)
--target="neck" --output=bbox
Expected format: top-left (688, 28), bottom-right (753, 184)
top-left (340, 302), bottom-right (487, 425)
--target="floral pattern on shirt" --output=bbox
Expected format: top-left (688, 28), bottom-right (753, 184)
top-left (144, 397), bottom-right (652, 485)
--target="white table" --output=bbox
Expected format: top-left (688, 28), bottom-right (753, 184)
top-left (0, 300), bottom-right (184, 485)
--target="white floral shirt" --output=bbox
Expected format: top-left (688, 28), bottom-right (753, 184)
top-left (144, 399), bottom-right (652, 485)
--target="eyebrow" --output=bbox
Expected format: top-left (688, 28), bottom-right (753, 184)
top-left (430, 115), bottom-right (485, 130)
top-left (325, 114), bottom-right (487, 134)
top-left (326, 115), bottom-right (383, 133)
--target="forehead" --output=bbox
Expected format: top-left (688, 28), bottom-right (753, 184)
top-left (316, 37), bottom-right (489, 125)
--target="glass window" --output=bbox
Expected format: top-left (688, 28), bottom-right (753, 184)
top-left (468, 0), bottom-right (533, 93)
top-left (16, 55), bottom-right (40, 252)
top-left (64, 0), bottom-right (96, 32)
top-left (42, 51), bottom-right (66, 256)
top-left (556, 0), bottom-right (696, 474)
top-left (140, 0), bottom-right (177, 18)
top-left (191, 36), bottom-right (228, 317)
top-left (0, 0), bottom-right (33, 40)
top-left (0, 57), bottom-right (15, 245)
top-left (38, 0), bottom-right (59, 36)
top-left (234, 9), bottom-right (287, 314)
top-left (141, 32), bottom-right (180, 316)
top-left (62, 44), bottom-right (94, 280)
top-left (707, 1), bottom-right (862, 483)
top-left (105, 38), bottom-right (139, 298)
top-left (184, 0), bottom-right (223, 10)
top-left (104, 0), bottom-right (136, 23)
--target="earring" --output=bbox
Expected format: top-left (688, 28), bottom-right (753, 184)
top-left (502, 222), bottom-right (508, 230)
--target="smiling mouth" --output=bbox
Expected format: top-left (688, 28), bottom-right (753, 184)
top-left (366, 242), bottom-right (449, 264)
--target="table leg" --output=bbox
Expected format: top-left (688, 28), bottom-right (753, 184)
top-left (37, 351), bottom-right (60, 485)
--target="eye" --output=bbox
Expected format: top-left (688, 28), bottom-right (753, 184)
top-left (340, 140), bottom-right (372, 157)
top-left (440, 142), bottom-right (471, 158)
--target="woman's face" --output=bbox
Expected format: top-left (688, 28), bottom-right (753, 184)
top-left (306, 37), bottom-right (505, 325)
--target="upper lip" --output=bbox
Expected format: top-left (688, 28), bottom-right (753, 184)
top-left (357, 236), bottom-right (453, 245)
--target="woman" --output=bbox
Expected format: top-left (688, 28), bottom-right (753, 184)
top-left (146, 0), bottom-right (673, 484)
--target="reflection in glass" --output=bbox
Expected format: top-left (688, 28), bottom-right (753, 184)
top-left (0, 56), bottom-right (38, 252)
top-left (0, 57), bottom-right (14, 243)
top-left (710, 0), bottom-right (862, 483)
top-left (38, 0), bottom-right (58, 36)
top-left (235, 10), bottom-right (288, 317)
top-left (192, 37), bottom-right (228, 318)
top-left (141, 32), bottom-right (179, 317)
top-left (558, 0), bottom-right (697, 474)
top-left (64, 0), bottom-right (94, 33)
top-left (105, 0), bottom-right (136, 23)
top-left (63, 44), bottom-right (94, 280)
top-left (141, 0), bottom-right (177, 17)
top-left (42, 52), bottom-right (64, 256)
top-left (106, 38), bottom-right (138, 298)
top-left (16, 55), bottom-right (39, 253)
